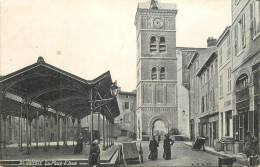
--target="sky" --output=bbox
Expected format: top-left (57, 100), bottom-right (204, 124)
top-left (0, 0), bottom-right (231, 91)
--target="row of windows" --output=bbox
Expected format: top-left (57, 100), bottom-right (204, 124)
top-left (219, 67), bottom-right (233, 97)
top-left (234, 1), bottom-right (260, 56)
top-left (200, 59), bottom-right (218, 85)
top-left (151, 66), bottom-right (166, 80)
top-left (219, 35), bottom-right (231, 66)
top-left (201, 89), bottom-right (216, 113)
top-left (150, 36), bottom-right (166, 53)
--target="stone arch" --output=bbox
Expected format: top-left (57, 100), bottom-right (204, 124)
top-left (148, 114), bottom-right (171, 136)
top-left (233, 68), bottom-right (251, 91)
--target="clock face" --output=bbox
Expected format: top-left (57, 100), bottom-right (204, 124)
top-left (153, 18), bottom-right (164, 29)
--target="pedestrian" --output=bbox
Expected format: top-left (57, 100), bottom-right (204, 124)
top-left (74, 134), bottom-right (83, 154)
top-left (148, 136), bottom-right (159, 160)
top-left (163, 134), bottom-right (174, 160)
top-left (244, 131), bottom-right (258, 158)
top-left (88, 139), bottom-right (100, 167)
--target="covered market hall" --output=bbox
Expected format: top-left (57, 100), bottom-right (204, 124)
top-left (0, 57), bottom-right (120, 160)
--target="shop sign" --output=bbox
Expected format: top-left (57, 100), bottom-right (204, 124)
top-left (224, 100), bottom-right (231, 107)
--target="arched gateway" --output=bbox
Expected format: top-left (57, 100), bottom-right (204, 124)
top-left (149, 115), bottom-right (171, 136)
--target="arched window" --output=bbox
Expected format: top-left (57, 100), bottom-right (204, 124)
top-left (150, 36), bottom-right (157, 53)
top-left (159, 37), bottom-right (166, 53)
top-left (236, 74), bottom-right (248, 90)
top-left (151, 67), bottom-right (157, 80)
top-left (160, 67), bottom-right (166, 79)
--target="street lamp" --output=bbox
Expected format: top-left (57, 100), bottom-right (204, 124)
top-left (90, 80), bottom-right (119, 146)
top-left (110, 81), bottom-right (119, 97)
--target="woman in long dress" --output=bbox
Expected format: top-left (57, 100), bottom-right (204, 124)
top-left (148, 136), bottom-right (159, 160)
top-left (163, 134), bottom-right (174, 160)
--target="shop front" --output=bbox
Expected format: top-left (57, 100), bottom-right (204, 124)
top-left (209, 114), bottom-right (218, 148)
top-left (199, 114), bottom-right (218, 148)
top-left (199, 116), bottom-right (209, 146)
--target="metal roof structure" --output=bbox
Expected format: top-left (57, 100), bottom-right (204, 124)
top-left (0, 57), bottom-right (120, 121)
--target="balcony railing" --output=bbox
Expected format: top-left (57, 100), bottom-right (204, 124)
top-left (236, 87), bottom-right (249, 102)
top-left (236, 87), bottom-right (249, 112)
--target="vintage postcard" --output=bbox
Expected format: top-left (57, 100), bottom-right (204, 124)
top-left (0, 0), bottom-right (260, 166)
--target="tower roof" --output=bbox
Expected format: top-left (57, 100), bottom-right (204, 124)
top-left (138, 1), bottom-right (177, 10)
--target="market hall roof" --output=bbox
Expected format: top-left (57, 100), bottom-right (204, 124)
top-left (0, 57), bottom-right (120, 121)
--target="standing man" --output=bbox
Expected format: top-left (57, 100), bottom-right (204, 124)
top-left (88, 139), bottom-right (100, 167)
top-left (163, 134), bottom-right (174, 160)
top-left (148, 136), bottom-right (159, 160)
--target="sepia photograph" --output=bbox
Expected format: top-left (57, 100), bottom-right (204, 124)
top-left (0, 0), bottom-right (260, 166)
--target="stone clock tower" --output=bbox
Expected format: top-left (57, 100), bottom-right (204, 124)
top-left (135, 0), bottom-right (178, 140)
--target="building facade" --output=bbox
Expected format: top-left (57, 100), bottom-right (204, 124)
top-left (135, 0), bottom-right (179, 140)
top-left (230, 0), bottom-right (260, 152)
top-left (186, 41), bottom-right (219, 147)
top-left (197, 48), bottom-right (219, 147)
top-left (217, 26), bottom-right (233, 144)
top-left (176, 47), bottom-right (205, 140)
top-left (115, 90), bottom-right (136, 138)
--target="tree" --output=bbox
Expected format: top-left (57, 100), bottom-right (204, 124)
top-left (169, 127), bottom-right (180, 135)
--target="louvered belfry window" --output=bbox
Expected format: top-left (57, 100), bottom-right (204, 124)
top-left (151, 67), bottom-right (157, 80)
top-left (160, 67), bottom-right (165, 79)
top-left (150, 36), bottom-right (157, 53)
top-left (159, 37), bottom-right (166, 53)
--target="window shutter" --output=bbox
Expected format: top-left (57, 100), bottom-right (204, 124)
top-left (242, 14), bottom-right (246, 47)
top-left (250, 3), bottom-right (255, 39)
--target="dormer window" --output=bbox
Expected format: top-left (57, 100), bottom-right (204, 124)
top-left (150, 36), bottom-right (157, 53)
top-left (159, 37), bottom-right (166, 53)
top-left (151, 67), bottom-right (157, 80)
top-left (160, 67), bottom-right (166, 79)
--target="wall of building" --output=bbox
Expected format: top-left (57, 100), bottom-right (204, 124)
top-left (176, 49), bottom-right (190, 138)
top-left (230, 0), bottom-right (260, 151)
top-left (115, 91), bottom-right (136, 137)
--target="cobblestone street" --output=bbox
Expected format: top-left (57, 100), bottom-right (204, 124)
top-left (129, 141), bottom-right (243, 167)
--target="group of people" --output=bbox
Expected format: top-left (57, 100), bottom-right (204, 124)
top-left (148, 134), bottom-right (174, 161)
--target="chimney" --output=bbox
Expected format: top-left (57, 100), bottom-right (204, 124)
top-left (207, 37), bottom-right (217, 47)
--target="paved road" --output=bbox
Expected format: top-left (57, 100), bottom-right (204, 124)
top-left (128, 141), bottom-right (243, 167)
